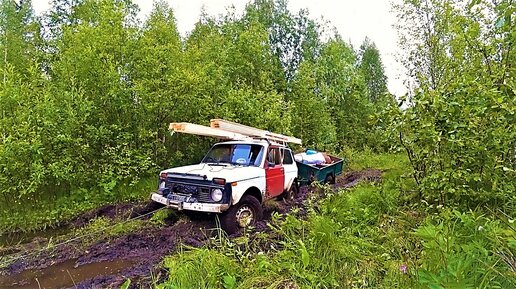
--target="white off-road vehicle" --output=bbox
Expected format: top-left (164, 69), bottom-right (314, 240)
top-left (150, 119), bottom-right (301, 233)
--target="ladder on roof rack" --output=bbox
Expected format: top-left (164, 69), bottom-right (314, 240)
top-left (169, 122), bottom-right (250, 141)
top-left (210, 119), bottom-right (302, 145)
top-left (169, 119), bottom-right (302, 145)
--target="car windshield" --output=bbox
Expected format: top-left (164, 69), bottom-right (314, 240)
top-left (202, 144), bottom-right (264, 167)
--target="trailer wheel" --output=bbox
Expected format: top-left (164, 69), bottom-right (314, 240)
top-left (324, 173), bottom-right (335, 184)
top-left (220, 195), bottom-right (262, 234)
top-left (308, 174), bottom-right (316, 185)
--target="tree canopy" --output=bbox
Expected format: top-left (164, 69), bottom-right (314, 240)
top-left (391, 0), bottom-right (515, 208)
top-left (0, 0), bottom-right (390, 221)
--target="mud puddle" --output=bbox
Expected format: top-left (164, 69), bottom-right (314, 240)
top-left (335, 168), bottom-right (382, 189)
top-left (1, 219), bottom-right (213, 289)
top-left (0, 259), bottom-right (134, 289)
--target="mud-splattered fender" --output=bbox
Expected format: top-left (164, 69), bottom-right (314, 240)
top-left (230, 175), bottom-right (266, 205)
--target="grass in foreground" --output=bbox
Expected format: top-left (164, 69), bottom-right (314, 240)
top-left (157, 152), bottom-right (516, 289)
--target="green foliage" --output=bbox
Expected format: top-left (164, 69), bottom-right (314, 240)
top-left (0, 0), bottom-right (390, 232)
top-left (391, 0), bottom-right (515, 209)
top-left (0, 176), bottom-right (154, 234)
top-left (346, 147), bottom-right (406, 171)
top-left (244, 0), bottom-right (324, 83)
top-left (415, 210), bottom-right (516, 289)
top-left (315, 38), bottom-right (375, 149)
top-left (120, 279), bottom-right (131, 289)
top-left (287, 36), bottom-right (383, 151)
top-left (71, 215), bottom-right (146, 245)
top-left (288, 62), bottom-right (336, 151)
top-left (150, 208), bottom-right (176, 226)
top-left (358, 37), bottom-right (388, 103)
top-left (159, 248), bottom-right (240, 289)
top-left (0, 0), bottom-right (41, 76)
top-left (129, 0), bottom-right (183, 168)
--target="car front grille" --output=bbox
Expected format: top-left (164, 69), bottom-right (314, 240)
top-left (166, 182), bottom-right (215, 203)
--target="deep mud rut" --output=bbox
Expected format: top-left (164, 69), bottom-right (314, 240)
top-left (0, 169), bottom-right (382, 289)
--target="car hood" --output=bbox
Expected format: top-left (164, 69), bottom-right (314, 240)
top-left (161, 164), bottom-right (264, 182)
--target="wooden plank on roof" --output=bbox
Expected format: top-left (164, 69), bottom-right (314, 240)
top-left (210, 119), bottom-right (302, 145)
top-left (169, 122), bottom-right (249, 140)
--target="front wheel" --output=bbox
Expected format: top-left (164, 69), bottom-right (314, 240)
top-left (220, 195), bottom-right (263, 234)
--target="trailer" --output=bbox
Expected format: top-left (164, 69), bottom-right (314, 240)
top-left (296, 155), bottom-right (345, 184)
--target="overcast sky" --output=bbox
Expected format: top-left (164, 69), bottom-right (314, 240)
top-left (32, 0), bottom-right (406, 96)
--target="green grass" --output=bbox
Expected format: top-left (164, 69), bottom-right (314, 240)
top-left (0, 176), bottom-right (156, 235)
top-left (67, 215), bottom-right (149, 245)
top-left (345, 147), bottom-right (408, 174)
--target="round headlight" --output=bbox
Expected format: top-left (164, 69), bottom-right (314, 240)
top-left (211, 188), bottom-right (223, 202)
top-left (159, 181), bottom-right (166, 189)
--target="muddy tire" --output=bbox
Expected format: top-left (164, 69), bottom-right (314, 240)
top-left (324, 173), bottom-right (335, 184)
top-left (308, 174), bottom-right (316, 185)
top-left (281, 181), bottom-right (298, 201)
top-left (220, 195), bottom-right (262, 234)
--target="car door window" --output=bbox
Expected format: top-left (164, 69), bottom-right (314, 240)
top-left (282, 149), bottom-right (293, 165)
top-left (268, 148), bottom-right (281, 166)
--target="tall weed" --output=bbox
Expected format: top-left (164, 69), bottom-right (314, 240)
top-left (415, 210), bottom-right (516, 289)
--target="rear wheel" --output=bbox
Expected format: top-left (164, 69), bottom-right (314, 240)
top-left (220, 195), bottom-right (262, 234)
top-left (281, 181), bottom-right (298, 201)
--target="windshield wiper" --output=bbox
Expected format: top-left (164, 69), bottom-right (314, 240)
top-left (206, 162), bottom-right (228, 166)
top-left (228, 161), bottom-right (250, 167)
top-left (202, 156), bottom-right (226, 166)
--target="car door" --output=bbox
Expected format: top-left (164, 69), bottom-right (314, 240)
top-left (281, 148), bottom-right (297, 190)
top-left (265, 147), bottom-right (285, 198)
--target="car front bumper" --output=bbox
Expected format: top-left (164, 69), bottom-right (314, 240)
top-left (151, 193), bottom-right (229, 213)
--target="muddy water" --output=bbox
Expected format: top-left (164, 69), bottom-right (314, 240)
top-left (0, 259), bottom-right (134, 289)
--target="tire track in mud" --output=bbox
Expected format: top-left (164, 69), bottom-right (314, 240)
top-left (0, 169), bottom-right (382, 289)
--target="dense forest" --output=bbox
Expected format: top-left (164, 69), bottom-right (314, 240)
top-left (0, 0), bottom-right (392, 229)
top-left (0, 0), bottom-right (514, 288)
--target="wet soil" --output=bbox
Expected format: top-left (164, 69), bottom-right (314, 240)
top-left (69, 201), bottom-right (164, 228)
top-left (0, 259), bottom-right (134, 289)
top-left (0, 201), bottom-right (162, 249)
top-left (335, 168), bottom-right (382, 189)
top-left (0, 169), bottom-right (381, 289)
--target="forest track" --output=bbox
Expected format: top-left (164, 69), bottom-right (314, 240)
top-left (0, 169), bottom-right (381, 289)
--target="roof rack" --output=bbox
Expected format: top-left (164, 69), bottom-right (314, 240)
top-left (169, 119), bottom-right (302, 145)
